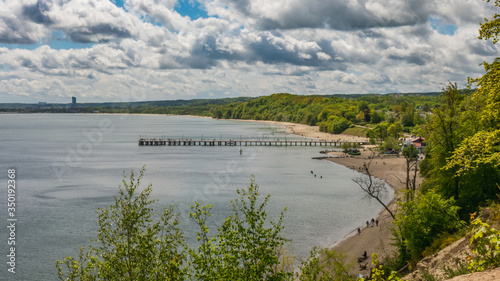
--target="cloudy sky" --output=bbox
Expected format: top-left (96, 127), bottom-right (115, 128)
top-left (0, 0), bottom-right (498, 103)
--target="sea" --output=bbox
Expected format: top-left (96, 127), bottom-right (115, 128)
top-left (0, 114), bottom-right (393, 280)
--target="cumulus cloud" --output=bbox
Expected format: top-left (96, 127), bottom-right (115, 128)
top-left (0, 0), bottom-right (499, 103)
top-left (0, 0), bottom-right (49, 44)
top-left (204, 0), bottom-right (434, 30)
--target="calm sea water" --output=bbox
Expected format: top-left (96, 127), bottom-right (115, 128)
top-left (0, 114), bottom-right (392, 280)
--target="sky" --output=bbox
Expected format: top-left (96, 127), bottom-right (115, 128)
top-left (0, 0), bottom-right (499, 103)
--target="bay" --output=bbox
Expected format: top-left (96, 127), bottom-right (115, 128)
top-left (0, 114), bottom-right (392, 280)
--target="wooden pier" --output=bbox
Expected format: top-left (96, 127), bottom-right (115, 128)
top-left (138, 138), bottom-right (367, 147)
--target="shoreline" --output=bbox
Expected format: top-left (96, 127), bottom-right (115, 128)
top-left (326, 150), bottom-right (419, 275)
top-left (222, 118), bottom-right (408, 274)
top-left (3, 112), bottom-right (363, 143)
top-left (22, 112), bottom-right (412, 274)
top-left (224, 118), bottom-right (371, 143)
top-left (254, 119), bottom-right (419, 275)
top-left (214, 116), bottom-right (416, 274)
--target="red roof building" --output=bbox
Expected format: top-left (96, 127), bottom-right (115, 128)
top-left (412, 137), bottom-right (425, 147)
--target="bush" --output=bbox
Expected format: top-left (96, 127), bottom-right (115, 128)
top-left (297, 248), bottom-right (354, 281)
top-left (319, 116), bottom-right (352, 134)
top-left (394, 189), bottom-right (462, 261)
top-left (189, 178), bottom-right (292, 280)
top-left (468, 215), bottom-right (500, 272)
top-left (56, 167), bottom-right (187, 280)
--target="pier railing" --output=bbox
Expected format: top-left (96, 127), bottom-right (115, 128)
top-left (138, 138), bottom-right (369, 147)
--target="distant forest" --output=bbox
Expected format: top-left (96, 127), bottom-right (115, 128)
top-left (0, 91), bottom-right (459, 135)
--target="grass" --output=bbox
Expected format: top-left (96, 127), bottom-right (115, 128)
top-left (341, 126), bottom-right (368, 137)
top-left (443, 259), bottom-right (470, 279)
top-left (421, 270), bottom-right (438, 281)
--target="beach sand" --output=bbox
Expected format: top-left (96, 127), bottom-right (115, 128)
top-left (328, 149), bottom-right (422, 276)
top-left (240, 120), bottom-right (370, 143)
top-left (137, 115), bottom-right (415, 275)
top-left (266, 121), bottom-right (422, 276)
top-left (155, 116), bottom-right (402, 275)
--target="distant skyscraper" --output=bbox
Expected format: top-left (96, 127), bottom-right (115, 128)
top-left (72, 96), bottom-right (76, 108)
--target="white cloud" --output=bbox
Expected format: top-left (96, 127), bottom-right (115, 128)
top-left (0, 0), bottom-right (499, 102)
top-left (316, 52), bottom-right (331, 60)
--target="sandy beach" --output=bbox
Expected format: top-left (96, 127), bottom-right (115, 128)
top-left (328, 149), bottom-right (422, 276)
top-left (263, 120), bottom-right (422, 276)
top-left (135, 115), bottom-right (415, 274)
top-left (234, 119), bottom-right (370, 143)
top-left (111, 115), bottom-right (413, 275)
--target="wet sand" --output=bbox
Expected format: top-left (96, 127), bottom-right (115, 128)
top-left (327, 149), bottom-right (422, 276)
top-left (137, 116), bottom-right (414, 275)
top-left (264, 120), bottom-right (422, 276)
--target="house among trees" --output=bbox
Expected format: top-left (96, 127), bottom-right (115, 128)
top-left (412, 137), bottom-right (426, 154)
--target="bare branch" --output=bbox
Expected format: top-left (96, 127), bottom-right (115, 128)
top-left (353, 162), bottom-right (396, 220)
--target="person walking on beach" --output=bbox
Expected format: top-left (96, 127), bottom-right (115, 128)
top-left (358, 227), bottom-right (361, 235)
top-left (370, 218), bottom-right (374, 227)
top-left (376, 219), bottom-right (379, 226)
top-left (366, 221), bottom-right (369, 228)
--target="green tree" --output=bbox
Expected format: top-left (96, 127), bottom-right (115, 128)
top-left (358, 101), bottom-right (371, 122)
top-left (478, 0), bottom-right (500, 44)
top-left (387, 122), bottom-right (403, 139)
top-left (366, 129), bottom-right (377, 145)
top-left (380, 137), bottom-right (400, 152)
top-left (420, 83), bottom-right (464, 202)
top-left (470, 58), bottom-right (500, 129)
top-left (394, 189), bottom-right (462, 260)
top-left (370, 110), bottom-right (384, 124)
top-left (189, 178), bottom-right (291, 280)
top-left (363, 253), bottom-right (403, 281)
top-left (366, 123), bottom-right (390, 145)
top-left (468, 214), bottom-right (500, 272)
top-left (440, 1), bottom-right (500, 217)
top-left (472, 7), bottom-right (500, 129)
top-left (343, 111), bottom-right (357, 122)
top-left (444, 130), bottom-right (500, 214)
top-left (445, 130), bottom-right (500, 176)
top-left (329, 116), bottom-right (351, 134)
top-left (400, 103), bottom-right (416, 127)
top-left (297, 248), bottom-right (354, 281)
top-left (56, 167), bottom-right (186, 280)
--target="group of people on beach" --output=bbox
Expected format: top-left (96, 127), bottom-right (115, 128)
top-left (357, 218), bottom-right (379, 235)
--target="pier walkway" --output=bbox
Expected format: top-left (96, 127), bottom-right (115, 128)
top-left (138, 138), bottom-right (368, 147)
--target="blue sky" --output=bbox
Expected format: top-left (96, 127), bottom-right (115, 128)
top-left (430, 17), bottom-right (458, 36)
top-left (0, 0), bottom-right (498, 103)
top-left (113, 0), bottom-right (209, 19)
top-left (174, 0), bottom-right (209, 20)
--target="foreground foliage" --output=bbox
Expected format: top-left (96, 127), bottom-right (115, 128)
top-left (468, 214), bottom-right (500, 272)
top-left (394, 189), bottom-right (462, 262)
top-left (56, 166), bottom-right (186, 280)
top-left (57, 170), bottom-right (297, 280)
top-left (189, 178), bottom-right (291, 280)
top-left (359, 253), bottom-right (403, 281)
top-left (298, 248), bottom-right (354, 281)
